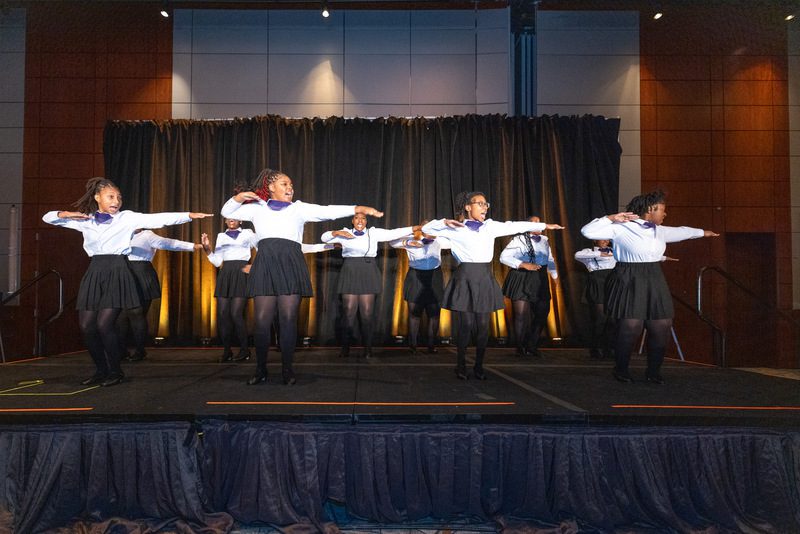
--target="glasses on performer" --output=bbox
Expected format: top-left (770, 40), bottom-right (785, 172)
top-left (471, 201), bottom-right (490, 209)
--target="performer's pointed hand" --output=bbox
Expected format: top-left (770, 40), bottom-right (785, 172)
top-left (545, 224), bottom-right (564, 230)
top-left (704, 230), bottom-right (719, 237)
top-left (189, 212), bottom-right (214, 219)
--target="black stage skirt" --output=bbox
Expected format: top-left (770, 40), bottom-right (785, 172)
top-left (502, 267), bottom-right (551, 302)
top-left (403, 267), bottom-right (444, 306)
top-left (582, 268), bottom-right (612, 305)
top-left (248, 238), bottom-right (312, 297)
top-left (129, 260), bottom-right (161, 301)
top-left (338, 257), bottom-right (382, 294)
top-left (441, 262), bottom-right (504, 313)
top-left (214, 260), bottom-right (249, 298)
top-left (605, 262), bottom-right (673, 320)
top-left (76, 255), bottom-right (142, 311)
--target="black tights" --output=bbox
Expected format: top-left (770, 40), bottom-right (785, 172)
top-left (252, 295), bottom-right (300, 374)
top-left (117, 300), bottom-right (152, 356)
top-left (341, 294), bottom-right (376, 350)
top-left (79, 308), bottom-right (123, 376)
top-left (217, 297), bottom-right (248, 353)
top-left (454, 311), bottom-right (490, 372)
top-left (614, 318), bottom-right (672, 377)
top-left (512, 299), bottom-right (549, 351)
top-left (408, 302), bottom-right (440, 348)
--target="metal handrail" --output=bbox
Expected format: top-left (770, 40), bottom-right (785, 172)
top-left (697, 265), bottom-right (800, 368)
top-left (672, 292), bottom-right (726, 367)
top-left (0, 269), bottom-right (64, 362)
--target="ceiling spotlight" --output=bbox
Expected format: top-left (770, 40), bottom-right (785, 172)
top-left (653, 11), bottom-right (663, 20)
top-left (786, 13), bottom-right (796, 21)
top-left (160, 0), bottom-right (170, 18)
top-left (321, 1), bottom-right (330, 18)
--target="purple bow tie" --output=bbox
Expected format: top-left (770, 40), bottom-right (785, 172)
top-left (267, 199), bottom-right (291, 211)
top-left (599, 247), bottom-right (612, 253)
top-left (95, 212), bottom-right (113, 224)
top-left (421, 238), bottom-right (434, 245)
top-left (465, 220), bottom-right (483, 231)
top-left (531, 235), bottom-right (541, 243)
top-left (642, 221), bottom-right (656, 229)
top-left (225, 230), bottom-right (241, 239)
top-left (353, 230), bottom-right (365, 236)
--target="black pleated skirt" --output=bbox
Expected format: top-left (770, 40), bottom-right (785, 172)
top-left (502, 267), bottom-right (551, 302)
top-left (582, 268), bottom-right (612, 305)
top-left (338, 257), bottom-right (382, 294)
top-left (247, 238), bottom-right (312, 297)
top-left (129, 260), bottom-right (161, 301)
top-left (76, 255), bottom-right (142, 311)
top-left (403, 267), bottom-right (444, 305)
top-left (605, 262), bottom-right (673, 320)
top-left (441, 262), bottom-right (504, 313)
top-left (214, 260), bottom-right (249, 298)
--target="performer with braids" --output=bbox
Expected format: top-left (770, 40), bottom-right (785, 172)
top-left (201, 218), bottom-right (258, 363)
top-left (221, 168), bottom-right (383, 385)
top-left (42, 177), bottom-right (212, 387)
top-left (322, 213), bottom-right (420, 358)
top-left (500, 216), bottom-right (559, 358)
top-left (574, 239), bottom-right (616, 359)
top-left (391, 223), bottom-right (450, 354)
top-left (582, 190), bottom-right (718, 384)
top-left (422, 192), bottom-right (564, 380)
top-left (118, 229), bottom-right (201, 362)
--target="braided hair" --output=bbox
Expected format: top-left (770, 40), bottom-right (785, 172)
top-left (626, 189), bottom-right (666, 218)
top-left (249, 168), bottom-right (287, 201)
top-left (73, 177), bottom-right (119, 214)
top-left (453, 190), bottom-right (485, 221)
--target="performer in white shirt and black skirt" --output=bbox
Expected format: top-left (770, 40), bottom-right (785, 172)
top-left (221, 168), bottom-right (383, 386)
top-left (119, 229), bottom-right (200, 362)
top-left (422, 191), bottom-right (564, 380)
top-left (500, 216), bottom-right (559, 358)
top-left (42, 177), bottom-right (212, 387)
top-left (322, 214), bottom-right (418, 358)
top-left (574, 239), bottom-right (616, 359)
top-left (391, 226), bottom-right (449, 354)
top-left (581, 190), bottom-right (718, 384)
top-left (201, 218), bottom-right (258, 363)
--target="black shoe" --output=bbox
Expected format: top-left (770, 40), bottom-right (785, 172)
top-left (232, 349), bottom-right (251, 362)
top-left (247, 372), bottom-right (267, 385)
top-left (408, 344), bottom-right (417, 354)
top-left (100, 373), bottom-right (124, 387)
top-left (426, 346), bottom-right (438, 354)
top-left (338, 346), bottom-right (350, 358)
top-left (455, 367), bottom-right (468, 380)
top-left (362, 349), bottom-right (372, 359)
top-left (473, 367), bottom-right (487, 380)
top-left (282, 368), bottom-right (296, 385)
top-left (81, 373), bottom-right (106, 386)
top-left (612, 369), bottom-right (634, 383)
top-left (589, 348), bottom-right (602, 360)
top-left (528, 348), bottom-right (542, 358)
top-left (219, 350), bottom-right (233, 363)
top-left (645, 374), bottom-right (664, 385)
top-left (515, 347), bottom-right (528, 358)
top-left (126, 350), bottom-right (146, 362)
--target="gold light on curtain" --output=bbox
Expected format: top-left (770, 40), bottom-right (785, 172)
top-left (391, 253), bottom-right (408, 337)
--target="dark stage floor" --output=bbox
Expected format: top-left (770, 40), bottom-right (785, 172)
top-left (1, 346), bottom-right (799, 427)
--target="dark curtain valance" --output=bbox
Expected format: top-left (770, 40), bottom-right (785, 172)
top-left (103, 114), bottom-right (621, 345)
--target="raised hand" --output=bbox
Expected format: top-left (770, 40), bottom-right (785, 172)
top-left (234, 191), bottom-right (261, 203)
top-left (355, 206), bottom-right (383, 218)
top-left (607, 212), bottom-right (637, 223)
top-left (58, 211), bottom-right (91, 220)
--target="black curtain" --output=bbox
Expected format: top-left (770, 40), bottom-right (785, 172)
top-left (103, 114), bottom-right (620, 346)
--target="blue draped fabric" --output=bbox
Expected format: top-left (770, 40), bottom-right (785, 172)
top-left (1, 421), bottom-right (798, 532)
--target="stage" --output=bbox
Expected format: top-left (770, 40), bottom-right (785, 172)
top-left (1, 347), bottom-right (799, 533)
top-left (0, 346), bottom-right (798, 427)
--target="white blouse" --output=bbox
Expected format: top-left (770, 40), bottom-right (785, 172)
top-left (321, 226), bottom-right (413, 258)
top-left (581, 217), bottom-right (704, 263)
top-left (206, 229), bottom-right (258, 267)
top-left (128, 230), bottom-right (195, 262)
top-left (220, 198), bottom-right (356, 243)
top-left (574, 247), bottom-right (617, 272)
top-left (421, 219), bottom-right (546, 264)
top-left (42, 210), bottom-right (192, 257)
top-left (499, 233), bottom-right (558, 279)
top-left (390, 236), bottom-right (450, 270)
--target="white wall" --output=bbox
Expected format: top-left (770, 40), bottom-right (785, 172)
top-left (789, 23), bottom-right (800, 309)
top-left (536, 11), bottom-right (640, 210)
top-left (0, 9), bottom-right (25, 297)
top-left (173, 8), bottom-right (510, 119)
